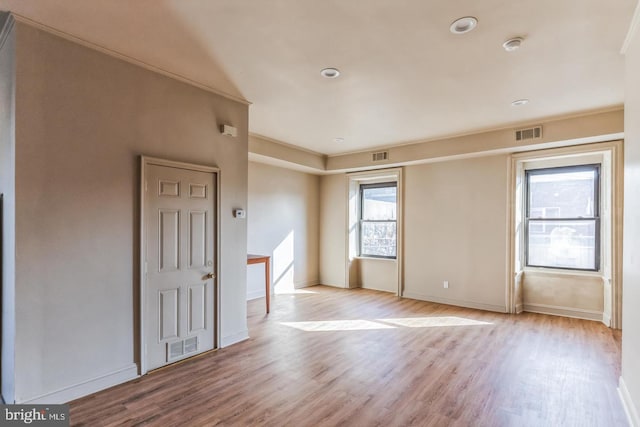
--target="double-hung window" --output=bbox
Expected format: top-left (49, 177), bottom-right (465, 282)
top-left (359, 182), bottom-right (397, 258)
top-left (525, 164), bottom-right (600, 271)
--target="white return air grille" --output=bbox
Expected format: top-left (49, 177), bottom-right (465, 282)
top-left (515, 126), bottom-right (542, 142)
top-left (371, 151), bottom-right (389, 162)
top-left (167, 336), bottom-right (199, 361)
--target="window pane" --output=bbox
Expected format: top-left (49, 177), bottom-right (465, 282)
top-left (362, 186), bottom-right (396, 220)
top-left (528, 169), bottom-right (597, 218)
top-left (527, 220), bottom-right (596, 269)
top-left (361, 221), bottom-right (396, 257)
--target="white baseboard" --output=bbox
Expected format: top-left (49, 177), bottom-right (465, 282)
top-left (296, 279), bottom-right (320, 288)
top-left (220, 329), bottom-right (249, 348)
top-left (317, 282), bottom-right (348, 289)
top-left (515, 303), bottom-right (524, 314)
top-left (522, 303), bottom-right (602, 321)
top-left (402, 292), bottom-right (507, 313)
top-left (361, 285), bottom-right (395, 293)
top-left (602, 312), bottom-right (611, 328)
top-left (619, 376), bottom-right (640, 427)
top-left (19, 364), bottom-right (138, 404)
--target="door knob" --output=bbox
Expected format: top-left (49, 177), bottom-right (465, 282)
top-left (206, 272), bottom-right (215, 279)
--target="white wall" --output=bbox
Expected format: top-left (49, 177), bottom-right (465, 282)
top-left (247, 161), bottom-right (320, 298)
top-left (319, 174), bottom-right (347, 287)
top-left (9, 22), bottom-right (249, 403)
top-left (621, 6), bottom-right (640, 424)
top-left (403, 156), bottom-right (509, 312)
top-left (0, 14), bottom-right (16, 404)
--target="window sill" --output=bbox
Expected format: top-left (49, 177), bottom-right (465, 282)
top-left (522, 267), bottom-right (603, 278)
top-left (355, 256), bottom-right (397, 262)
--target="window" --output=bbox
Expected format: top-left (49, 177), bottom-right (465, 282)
top-left (359, 182), bottom-right (397, 258)
top-left (525, 164), bottom-right (600, 271)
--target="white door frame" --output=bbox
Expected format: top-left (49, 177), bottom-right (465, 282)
top-left (139, 156), bottom-right (221, 375)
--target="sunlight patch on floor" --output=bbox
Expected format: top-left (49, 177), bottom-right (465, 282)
top-left (280, 319), bottom-right (396, 331)
top-left (275, 288), bottom-right (317, 295)
top-left (280, 316), bottom-right (492, 332)
top-left (378, 316), bottom-right (492, 327)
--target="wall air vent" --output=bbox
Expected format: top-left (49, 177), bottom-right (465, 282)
top-left (168, 341), bottom-right (183, 360)
top-left (515, 126), bottom-right (542, 142)
top-left (372, 151), bottom-right (389, 162)
top-left (167, 336), bottom-right (199, 362)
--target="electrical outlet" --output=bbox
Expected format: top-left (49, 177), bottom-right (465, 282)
top-left (443, 280), bottom-right (449, 289)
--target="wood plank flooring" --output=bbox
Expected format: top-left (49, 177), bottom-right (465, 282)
top-left (70, 286), bottom-right (627, 426)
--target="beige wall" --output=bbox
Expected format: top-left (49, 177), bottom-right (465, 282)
top-left (622, 8), bottom-right (640, 423)
top-left (358, 258), bottom-right (396, 293)
top-left (9, 22), bottom-right (249, 403)
top-left (320, 155), bottom-right (509, 310)
top-left (402, 155), bottom-right (509, 312)
top-left (0, 13), bottom-right (16, 403)
top-left (320, 152), bottom-right (613, 315)
top-left (247, 161), bottom-right (320, 298)
top-left (522, 272), bottom-right (603, 320)
top-left (319, 174), bottom-right (347, 287)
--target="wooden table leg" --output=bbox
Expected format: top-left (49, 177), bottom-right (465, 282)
top-left (265, 259), bottom-right (270, 313)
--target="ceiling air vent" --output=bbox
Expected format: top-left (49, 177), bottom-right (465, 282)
top-left (515, 126), bottom-right (542, 142)
top-left (372, 151), bottom-right (389, 162)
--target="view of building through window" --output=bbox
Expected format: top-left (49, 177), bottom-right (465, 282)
top-left (526, 165), bottom-right (600, 270)
top-left (360, 182), bottom-right (397, 258)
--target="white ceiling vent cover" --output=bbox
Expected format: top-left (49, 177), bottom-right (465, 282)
top-left (372, 151), bottom-right (389, 162)
top-left (515, 126), bottom-right (542, 142)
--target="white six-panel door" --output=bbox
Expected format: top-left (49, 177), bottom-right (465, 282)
top-left (144, 162), bottom-right (216, 371)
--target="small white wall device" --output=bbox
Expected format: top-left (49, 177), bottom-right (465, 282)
top-left (220, 124), bottom-right (238, 138)
top-left (233, 208), bottom-right (246, 218)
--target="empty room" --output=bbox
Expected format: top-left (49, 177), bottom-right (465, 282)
top-left (1, 1), bottom-right (640, 426)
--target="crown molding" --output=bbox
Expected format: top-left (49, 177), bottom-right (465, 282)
top-left (327, 105), bottom-right (624, 158)
top-left (621, 0), bottom-right (640, 54)
top-left (9, 13), bottom-right (250, 106)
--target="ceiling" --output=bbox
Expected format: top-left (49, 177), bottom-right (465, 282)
top-left (0, 0), bottom-right (635, 155)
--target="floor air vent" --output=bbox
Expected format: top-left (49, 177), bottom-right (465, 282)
top-left (167, 336), bottom-right (199, 361)
top-left (515, 126), bottom-right (542, 141)
top-left (372, 151), bottom-right (389, 162)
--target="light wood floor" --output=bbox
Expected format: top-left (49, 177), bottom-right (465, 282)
top-left (70, 286), bottom-right (627, 426)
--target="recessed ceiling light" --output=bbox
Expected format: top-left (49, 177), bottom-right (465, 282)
top-left (334, 137), bottom-right (345, 143)
top-left (320, 68), bottom-right (341, 79)
top-left (503, 37), bottom-right (524, 52)
top-left (512, 99), bottom-right (529, 106)
top-left (449, 16), bottom-right (478, 34)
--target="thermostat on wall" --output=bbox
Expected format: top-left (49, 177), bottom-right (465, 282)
top-left (233, 208), bottom-right (246, 218)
